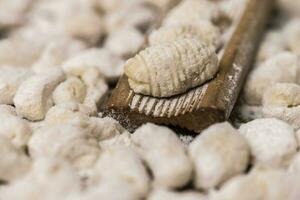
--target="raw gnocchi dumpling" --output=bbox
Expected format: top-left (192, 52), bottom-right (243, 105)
top-left (99, 132), bottom-right (133, 150)
top-left (189, 122), bottom-right (250, 189)
top-left (289, 152), bottom-right (300, 172)
top-left (78, 179), bottom-right (141, 200)
top-left (28, 124), bottom-right (100, 170)
top-left (88, 117), bottom-right (126, 141)
top-left (0, 157), bottom-right (82, 200)
top-left (163, 0), bottom-right (229, 28)
top-left (0, 136), bottom-right (31, 182)
top-left (0, 105), bottom-right (17, 116)
top-left (53, 77), bottom-right (87, 105)
top-left (283, 19), bottom-right (300, 55)
top-left (211, 168), bottom-right (299, 200)
top-left (0, 37), bottom-right (44, 68)
top-left (125, 37), bottom-right (219, 97)
top-left (62, 48), bottom-right (124, 82)
top-left (239, 118), bottom-right (297, 167)
top-left (148, 189), bottom-right (206, 200)
top-left (0, 113), bottom-right (32, 149)
top-left (104, 27), bottom-right (145, 58)
top-left (262, 83), bottom-right (300, 107)
top-left (104, 3), bottom-right (159, 33)
top-left (262, 106), bottom-right (300, 130)
top-left (45, 103), bottom-right (91, 128)
top-left (0, 66), bottom-right (32, 105)
top-left (0, 0), bottom-right (33, 29)
top-left (243, 52), bottom-right (300, 105)
top-left (210, 174), bottom-right (264, 200)
top-left (148, 22), bottom-right (221, 49)
top-left (13, 69), bottom-right (66, 121)
top-left (262, 83), bottom-right (300, 129)
top-left (90, 146), bottom-right (150, 198)
top-left (32, 37), bottom-right (87, 73)
top-left (132, 123), bottom-right (192, 188)
top-left (256, 30), bottom-right (287, 63)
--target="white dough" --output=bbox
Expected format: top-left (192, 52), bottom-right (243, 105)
top-left (262, 106), bottom-right (300, 130)
top-left (0, 66), bottom-right (32, 104)
top-left (256, 30), bottom-right (287, 63)
top-left (0, 136), bottom-right (31, 182)
top-left (0, 36), bottom-right (44, 68)
top-left (239, 118), bottom-right (297, 167)
top-left (105, 3), bottom-right (158, 33)
top-left (149, 21), bottom-right (221, 49)
top-left (14, 69), bottom-right (66, 121)
top-left (99, 132), bottom-right (133, 149)
top-left (62, 48), bottom-right (124, 82)
top-left (76, 179), bottom-right (141, 200)
top-left (90, 146), bottom-right (150, 198)
top-left (212, 167), bottom-right (300, 200)
top-left (0, 113), bottom-right (32, 149)
top-left (53, 77), bottom-right (87, 104)
top-left (0, 104), bottom-right (17, 116)
top-left (28, 124), bottom-right (100, 170)
top-left (262, 83), bottom-right (300, 107)
top-left (243, 52), bottom-right (300, 105)
top-left (88, 117), bottom-right (126, 141)
top-left (0, 157), bottom-right (82, 200)
top-left (132, 123), bottom-right (192, 188)
top-left (45, 103), bottom-right (91, 128)
top-left (0, 0), bottom-right (32, 29)
top-left (283, 19), bottom-right (300, 55)
top-left (262, 83), bottom-right (300, 129)
top-left (148, 189), bottom-right (206, 200)
top-left (32, 37), bottom-right (86, 73)
top-left (189, 122), bottom-right (250, 189)
top-left (105, 27), bottom-right (145, 58)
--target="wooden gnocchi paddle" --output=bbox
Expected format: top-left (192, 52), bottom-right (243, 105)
top-left (103, 0), bottom-right (274, 133)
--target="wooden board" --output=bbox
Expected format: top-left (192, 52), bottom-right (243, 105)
top-left (103, 0), bottom-right (274, 134)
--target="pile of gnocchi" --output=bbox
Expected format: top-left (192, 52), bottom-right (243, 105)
top-left (0, 0), bottom-right (300, 200)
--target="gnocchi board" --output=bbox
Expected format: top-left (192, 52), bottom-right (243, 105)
top-left (103, 0), bottom-right (274, 134)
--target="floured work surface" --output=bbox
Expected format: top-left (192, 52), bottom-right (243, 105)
top-left (103, 0), bottom-right (274, 133)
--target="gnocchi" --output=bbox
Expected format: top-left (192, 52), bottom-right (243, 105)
top-left (132, 123), bottom-right (192, 188)
top-left (125, 37), bottom-right (219, 97)
top-left (239, 118), bottom-right (297, 167)
top-left (149, 22), bottom-right (221, 49)
top-left (189, 122), bottom-right (250, 189)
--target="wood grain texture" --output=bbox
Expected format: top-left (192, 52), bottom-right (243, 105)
top-left (103, 0), bottom-right (274, 133)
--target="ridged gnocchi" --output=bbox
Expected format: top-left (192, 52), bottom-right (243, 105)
top-left (125, 37), bottom-right (219, 97)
